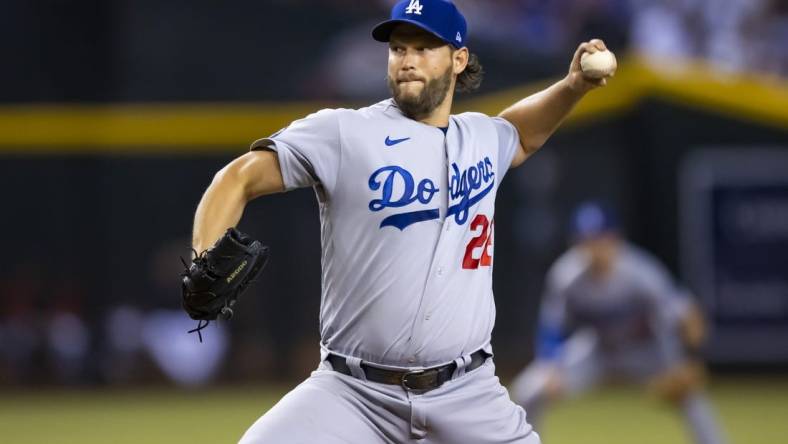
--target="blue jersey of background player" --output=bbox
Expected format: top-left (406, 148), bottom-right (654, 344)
top-left (510, 201), bottom-right (727, 444)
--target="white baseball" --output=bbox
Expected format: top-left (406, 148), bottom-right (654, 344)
top-left (580, 50), bottom-right (617, 79)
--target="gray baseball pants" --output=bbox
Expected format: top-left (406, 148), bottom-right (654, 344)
top-left (239, 357), bottom-right (541, 444)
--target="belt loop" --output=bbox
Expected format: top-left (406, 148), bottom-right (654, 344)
top-left (345, 356), bottom-right (367, 382)
top-left (452, 355), bottom-right (470, 379)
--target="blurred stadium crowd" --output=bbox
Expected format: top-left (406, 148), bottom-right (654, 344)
top-left (1, 0), bottom-right (787, 388)
top-left (2, 0), bottom-right (786, 103)
top-left (320, 0), bottom-right (788, 99)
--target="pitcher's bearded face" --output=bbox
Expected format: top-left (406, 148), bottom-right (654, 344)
top-left (388, 66), bottom-right (453, 121)
top-left (387, 24), bottom-right (455, 121)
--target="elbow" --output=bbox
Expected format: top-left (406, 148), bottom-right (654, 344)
top-left (211, 161), bottom-right (253, 202)
top-left (211, 163), bottom-right (236, 188)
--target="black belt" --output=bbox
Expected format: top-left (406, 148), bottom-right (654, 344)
top-left (327, 349), bottom-right (488, 392)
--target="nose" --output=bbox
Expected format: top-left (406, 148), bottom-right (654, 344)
top-left (400, 48), bottom-right (417, 71)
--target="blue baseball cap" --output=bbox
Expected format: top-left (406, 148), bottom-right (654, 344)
top-left (372, 0), bottom-right (468, 49)
top-left (570, 201), bottom-right (619, 240)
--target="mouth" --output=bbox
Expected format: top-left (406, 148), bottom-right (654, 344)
top-left (397, 78), bottom-right (424, 85)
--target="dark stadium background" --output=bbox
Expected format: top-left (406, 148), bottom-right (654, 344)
top-left (1, 1), bottom-right (787, 443)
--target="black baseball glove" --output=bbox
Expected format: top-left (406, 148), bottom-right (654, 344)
top-left (181, 228), bottom-right (270, 341)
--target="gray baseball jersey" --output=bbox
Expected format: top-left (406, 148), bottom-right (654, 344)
top-left (241, 99), bottom-right (541, 444)
top-left (252, 98), bottom-right (520, 368)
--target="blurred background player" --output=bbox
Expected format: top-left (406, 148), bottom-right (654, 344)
top-left (510, 201), bottom-right (726, 444)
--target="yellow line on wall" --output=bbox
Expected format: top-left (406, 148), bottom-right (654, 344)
top-left (0, 103), bottom-right (328, 153)
top-left (0, 56), bottom-right (785, 153)
top-left (640, 58), bottom-right (788, 128)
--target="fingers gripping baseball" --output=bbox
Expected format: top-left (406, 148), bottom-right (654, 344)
top-left (568, 39), bottom-right (616, 92)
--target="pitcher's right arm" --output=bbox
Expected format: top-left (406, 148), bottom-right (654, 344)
top-left (192, 150), bottom-right (285, 253)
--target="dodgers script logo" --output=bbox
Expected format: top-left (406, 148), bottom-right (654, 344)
top-left (368, 157), bottom-right (495, 230)
top-left (447, 157), bottom-right (495, 225)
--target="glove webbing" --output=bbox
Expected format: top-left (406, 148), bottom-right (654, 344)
top-left (180, 251), bottom-right (241, 343)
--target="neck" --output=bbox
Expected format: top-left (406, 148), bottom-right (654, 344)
top-left (418, 91), bottom-right (454, 127)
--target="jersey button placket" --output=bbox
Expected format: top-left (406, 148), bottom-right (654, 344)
top-left (405, 126), bottom-right (453, 362)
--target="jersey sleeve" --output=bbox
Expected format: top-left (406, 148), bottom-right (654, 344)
top-left (536, 291), bottom-right (569, 361)
top-left (491, 116), bottom-right (521, 179)
top-left (536, 250), bottom-right (585, 359)
top-left (250, 108), bottom-right (342, 192)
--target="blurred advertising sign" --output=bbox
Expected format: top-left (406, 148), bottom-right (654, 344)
top-left (680, 149), bottom-right (788, 364)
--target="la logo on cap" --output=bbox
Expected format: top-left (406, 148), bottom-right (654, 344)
top-left (456, 32), bottom-right (462, 42)
top-left (405, 0), bottom-right (423, 15)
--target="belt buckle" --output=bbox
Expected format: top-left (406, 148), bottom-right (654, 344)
top-left (400, 369), bottom-right (426, 391)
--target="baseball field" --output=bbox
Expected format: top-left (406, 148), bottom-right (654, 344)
top-left (2, 376), bottom-right (785, 444)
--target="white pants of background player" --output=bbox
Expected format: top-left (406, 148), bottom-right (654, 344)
top-left (240, 357), bottom-right (541, 444)
top-left (510, 330), bottom-right (725, 444)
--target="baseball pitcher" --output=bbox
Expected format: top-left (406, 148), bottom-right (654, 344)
top-left (183, 1), bottom-right (614, 442)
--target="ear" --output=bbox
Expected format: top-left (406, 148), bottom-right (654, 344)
top-left (453, 47), bottom-right (469, 75)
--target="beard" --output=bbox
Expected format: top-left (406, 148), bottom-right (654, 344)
top-left (388, 67), bottom-right (453, 121)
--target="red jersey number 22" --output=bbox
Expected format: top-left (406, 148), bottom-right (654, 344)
top-left (462, 214), bottom-right (493, 270)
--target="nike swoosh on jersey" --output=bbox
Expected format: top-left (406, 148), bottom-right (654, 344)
top-left (384, 136), bottom-right (411, 146)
